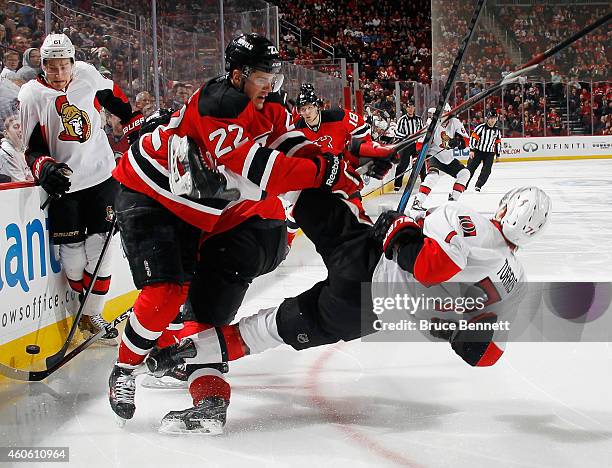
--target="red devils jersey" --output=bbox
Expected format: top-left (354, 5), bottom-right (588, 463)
top-left (113, 76), bottom-right (324, 232)
top-left (294, 108), bottom-right (371, 167)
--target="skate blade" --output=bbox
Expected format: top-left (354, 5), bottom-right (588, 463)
top-left (96, 336), bottom-right (120, 347)
top-left (141, 374), bottom-right (187, 389)
top-left (158, 418), bottom-right (223, 436)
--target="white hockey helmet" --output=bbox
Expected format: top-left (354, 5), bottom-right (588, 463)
top-left (427, 103), bottom-right (452, 115)
top-left (41, 34), bottom-right (75, 62)
top-left (496, 186), bottom-right (551, 247)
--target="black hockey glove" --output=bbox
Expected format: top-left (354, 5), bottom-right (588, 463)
top-left (32, 156), bottom-right (72, 196)
top-left (448, 135), bottom-right (467, 150)
top-left (139, 108), bottom-right (174, 136)
top-left (169, 135), bottom-right (240, 202)
top-left (366, 158), bottom-right (393, 180)
top-left (372, 210), bottom-right (422, 260)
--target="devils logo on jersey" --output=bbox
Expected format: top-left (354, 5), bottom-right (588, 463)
top-left (458, 215), bottom-right (477, 236)
top-left (313, 135), bottom-right (333, 149)
top-left (55, 95), bottom-right (92, 143)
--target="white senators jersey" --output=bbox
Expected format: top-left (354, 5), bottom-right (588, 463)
top-left (19, 61), bottom-right (118, 192)
top-left (420, 117), bottom-right (469, 164)
top-left (372, 203), bottom-right (526, 355)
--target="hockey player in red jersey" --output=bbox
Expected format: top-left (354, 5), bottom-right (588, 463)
top-left (19, 34), bottom-right (142, 343)
top-left (146, 186), bottom-right (551, 434)
top-left (294, 83), bottom-right (394, 176)
top-left (283, 84), bottom-right (396, 241)
top-left (108, 33), bottom-right (364, 425)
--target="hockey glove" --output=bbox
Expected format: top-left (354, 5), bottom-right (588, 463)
top-left (448, 135), bottom-right (467, 150)
top-left (139, 108), bottom-right (174, 136)
top-left (317, 153), bottom-right (363, 198)
top-left (32, 156), bottom-right (72, 196)
top-left (372, 210), bottom-right (422, 260)
top-left (169, 135), bottom-right (240, 201)
top-left (122, 111), bottom-right (145, 144)
top-left (366, 158), bottom-right (393, 180)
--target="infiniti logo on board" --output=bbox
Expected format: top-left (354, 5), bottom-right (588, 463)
top-left (523, 142), bottom-right (538, 152)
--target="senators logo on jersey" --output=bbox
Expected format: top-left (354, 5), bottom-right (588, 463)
top-left (458, 215), bottom-right (477, 236)
top-left (440, 130), bottom-right (451, 149)
top-left (55, 95), bottom-right (92, 143)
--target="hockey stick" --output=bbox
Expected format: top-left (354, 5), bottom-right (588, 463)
top-left (393, 11), bottom-right (612, 154)
top-left (0, 307), bottom-right (132, 382)
top-left (40, 194), bottom-right (54, 210)
top-left (397, 0), bottom-right (487, 213)
top-left (44, 216), bottom-right (118, 369)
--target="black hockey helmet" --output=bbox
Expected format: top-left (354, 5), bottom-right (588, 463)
top-left (225, 33), bottom-right (282, 75)
top-left (296, 87), bottom-right (319, 108)
top-left (406, 96), bottom-right (415, 106)
top-left (486, 109), bottom-right (498, 119)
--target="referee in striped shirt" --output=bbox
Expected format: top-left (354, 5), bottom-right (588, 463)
top-left (393, 97), bottom-right (424, 191)
top-left (467, 109), bottom-right (502, 192)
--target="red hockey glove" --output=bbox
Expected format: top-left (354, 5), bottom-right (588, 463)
top-left (316, 153), bottom-right (363, 198)
top-left (122, 111), bottom-right (145, 144)
top-left (32, 156), bottom-right (72, 196)
top-left (372, 210), bottom-right (422, 259)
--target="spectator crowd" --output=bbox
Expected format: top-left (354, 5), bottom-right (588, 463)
top-left (0, 0), bottom-right (609, 181)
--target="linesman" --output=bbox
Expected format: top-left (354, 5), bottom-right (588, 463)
top-left (467, 110), bottom-right (502, 192)
top-left (393, 97), bottom-right (424, 191)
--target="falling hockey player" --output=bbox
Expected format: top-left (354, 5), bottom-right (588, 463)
top-left (144, 183), bottom-right (551, 435)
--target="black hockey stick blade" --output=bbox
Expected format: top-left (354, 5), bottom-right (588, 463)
top-left (45, 217), bottom-right (118, 369)
top-left (392, 11), bottom-right (611, 155)
top-left (0, 308), bottom-right (131, 382)
top-left (397, 0), bottom-right (487, 213)
top-left (40, 195), bottom-right (52, 210)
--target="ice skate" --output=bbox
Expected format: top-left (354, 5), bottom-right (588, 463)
top-left (109, 362), bottom-right (138, 424)
top-left (158, 396), bottom-right (229, 435)
top-left (78, 314), bottom-right (119, 346)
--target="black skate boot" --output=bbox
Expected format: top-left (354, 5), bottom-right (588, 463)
top-left (109, 362), bottom-right (138, 426)
top-left (158, 396), bottom-right (229, 435)
top-left (145, 338), bottom-right (197, 377)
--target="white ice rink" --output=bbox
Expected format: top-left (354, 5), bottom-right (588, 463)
top-left (2, 159), bottom-right (612, 467)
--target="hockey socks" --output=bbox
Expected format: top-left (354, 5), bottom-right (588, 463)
top-left (118, 283), bottom-right (188, 365)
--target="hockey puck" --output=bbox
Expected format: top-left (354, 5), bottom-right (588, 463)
top-left (26, 344), bottom-right (41, 355)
